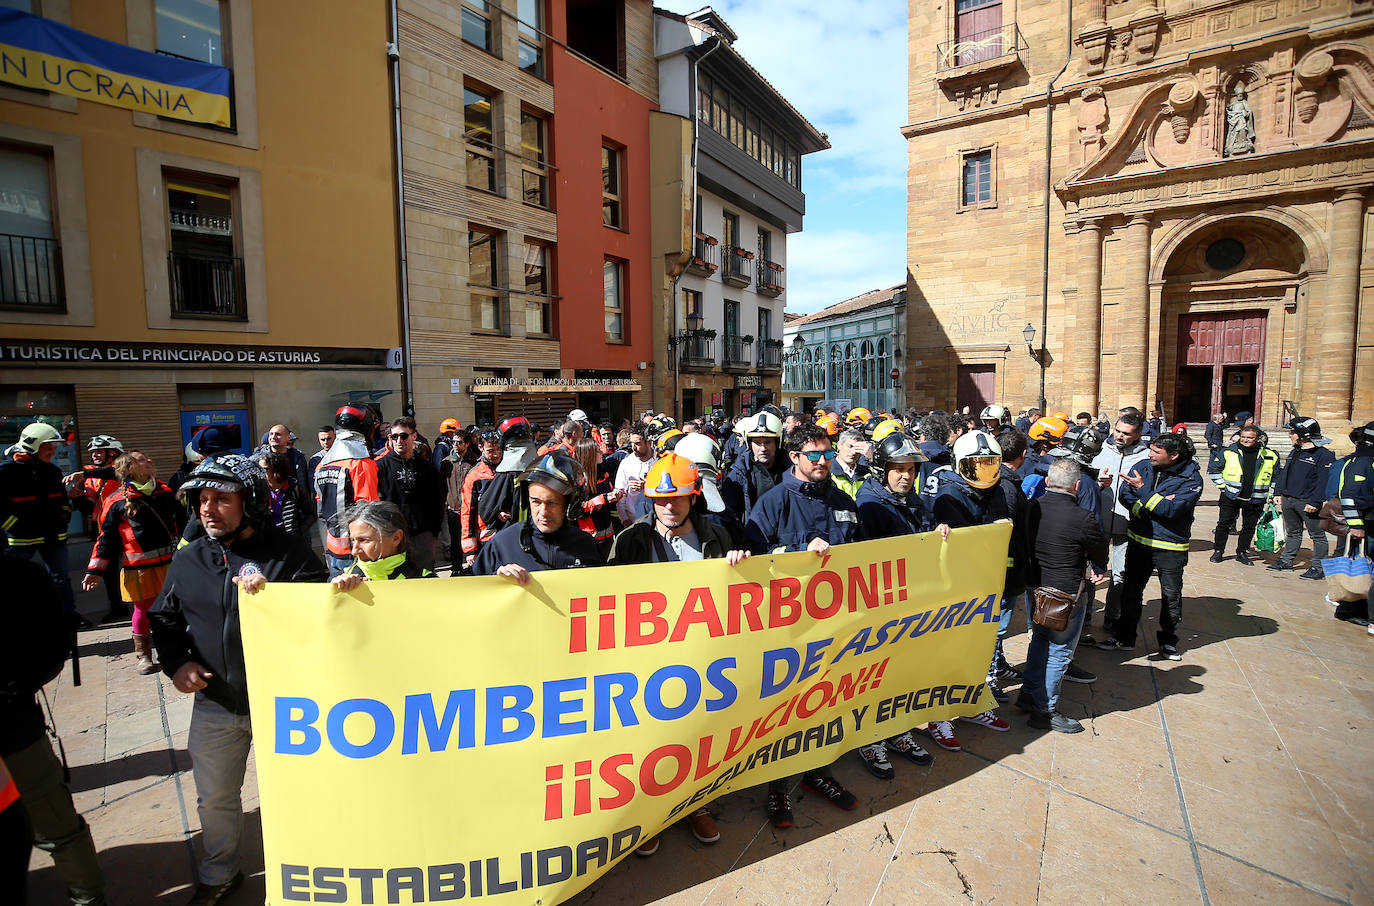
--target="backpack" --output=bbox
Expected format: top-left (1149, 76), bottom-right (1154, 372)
top-left (0, 554), bottom-right (72, 698)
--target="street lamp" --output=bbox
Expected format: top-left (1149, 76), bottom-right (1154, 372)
top-left (686, 310), bottom-right (703, 334)
top-left (1022, 322), bottom-right (1036, 355)
top-left (791, 334), bottom-right (805, 353)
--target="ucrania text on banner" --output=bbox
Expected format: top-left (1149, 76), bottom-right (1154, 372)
top-left (241, 524), bottom-right (1010, 905)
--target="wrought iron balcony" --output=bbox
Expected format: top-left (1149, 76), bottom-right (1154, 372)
top-left (168, 250), bottom-right (246, 319)
top-left (0, 233), bottom-right (64, 311)
top-left (758, 344), bottom-right (783, 372)
top-left (676, 332), bottom-right (716, 371)
top-left (936, 22), bottom-right (1023, 76)
top-left (722, 246), bottom-right (753, 288)
top-left (686, 233), bottom-right (719, 277)
top-left (722, 334), bottom-right (753, 371)
top-left (757, 259), bottom-right (784, 297)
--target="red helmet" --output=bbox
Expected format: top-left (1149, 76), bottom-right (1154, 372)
top-left (334, 404), bottom-right (377, 436)
top-left (498, 415), bottom-right (533, 446)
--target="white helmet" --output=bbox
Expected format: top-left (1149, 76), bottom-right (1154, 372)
top-left (980, 405), bottom-right (1009, 426)
top-left (735, 411), bottom-right (782, 440)
top-left (952, 430), bottom-right (1003, 489)
top-left (672, 432), bottom-right (726, 512)
top-left (16, 422), bottom-right (62, 454)
top-left (86, 434), bottom-right (124, 453)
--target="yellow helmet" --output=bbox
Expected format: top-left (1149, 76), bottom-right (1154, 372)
top-left (871, 418), bottom-right (905, 443)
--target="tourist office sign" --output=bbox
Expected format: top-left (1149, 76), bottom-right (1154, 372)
top-left (0, 339), bottom-right (391, 368)
top-left (470, 379), bottom-right (643, 393)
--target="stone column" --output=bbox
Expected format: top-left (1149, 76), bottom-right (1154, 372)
top-left (1118, 214), bottom-right (1153, 409)
top-left (1318, 189), bottom-right (1366, 420)
top-left (1076, 219), bottom-right (1105, 412)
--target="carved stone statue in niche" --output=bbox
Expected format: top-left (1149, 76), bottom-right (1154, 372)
top-left (1224, 85), bottom-right (1256, 155)
top-left (1077, 87), bottom-right (1109, 164)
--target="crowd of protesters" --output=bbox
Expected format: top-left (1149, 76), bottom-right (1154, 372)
top-left (1, 398), bottom-right (1371, 905)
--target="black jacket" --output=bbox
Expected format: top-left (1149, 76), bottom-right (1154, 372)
top-left (1204, 420), bottom-right (1224, 451)
top-left (471, 519), bottom-right (602, 575)
top-left (856, 476), bottom-right (930, 539)
top-left (607, 512), bottom-right (734, 564)
top-left (0, 455), bottom-right (71, 547)
top-left (150, 525), bottom-right (326, 715)
top-left (376, 451), bottom-right (444, 536)
top-left (1028, 489), bottom-right (1109, 596)
top-left (1275, 445), bottom-right (1335, 505)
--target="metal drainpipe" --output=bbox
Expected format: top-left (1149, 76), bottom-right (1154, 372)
top-left (388, 0), bottom-right (415, 415)
top-left (1039, 0), bottom-right (1073, 412)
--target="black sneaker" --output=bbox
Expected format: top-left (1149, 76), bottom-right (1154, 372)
top-left (766, 790), bottom-right (794, 828)
top-left (857, 742), bottom-right (894, 780)
top-left (1013, 691), bottom-right (1044, 713)
top-left (1266, 561), bottom-right (1292, 572)
top-left (995, 654), bottom-right (1022, 680)
top-left (1235, 552), bottom-right (1254, 566)
top-left (1300, 566), bottom-right (1325, 580)
top-left (985, 674), bottom-right (1010, 704)
top-left (1063, 662), bottom-right (1096, 684)
top-left (1028, 711), bottom-right (1085, 733)
top-left (803, 775), bottom-right (857, 810)
top-left (886, 731), bottom-right (934, 766)
top-left (1159, 644), bottom-right (1182, 661)
top-left (1209, 551), bottom-right (1225, 563)
top-left (186, 872), bottom-right (243, 906)
top-left (1095, 637), bottom-right (1133, 651)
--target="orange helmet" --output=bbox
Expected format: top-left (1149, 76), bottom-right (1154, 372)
top-left (845, 407), bottom-right (872, 426)
top-left (439, 418), bottom-right (461, 434)
top-left (816, 413), bottom-right (841, 437)
top-left (644, 453), bottom-right (701, 497)
top-left (1029, 416), bottom-right (1071, 445)
top-left (654, 428), bottom-right (685, 453)
top-left (1050, 411), bottom-right (1070, 421)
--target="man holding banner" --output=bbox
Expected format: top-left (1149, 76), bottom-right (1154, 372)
top-left (607, 453), bottom-right (751, 854)
top-left (746, 423), bottom-right (862, 826)
top-left (471, 453), bottom-right (602, 581)
top-left (150, 456), bottom-right (325, 906)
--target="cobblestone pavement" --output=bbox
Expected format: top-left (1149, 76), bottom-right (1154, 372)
top-left (26, 488), bottom-right (1374, 905)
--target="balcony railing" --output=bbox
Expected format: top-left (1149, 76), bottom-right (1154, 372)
top-left (0, 233), bottom-right (64, 311)
top-left (758, 344), bottom-right (783, 371)
top-left (936, 22), bottom-right (1022, 72)
top-left (757, 259), bottom-right (784, 297)
top-left (722, 334), bottom-right (753, 370)
top-left (686, 232), bottom-right (719, 277)
top-left (722, 246), bottom-right (753, 287)
top-left (677, 333), bottom-right (716, 370)
top-left (168, 250), bottom-right (246, 319)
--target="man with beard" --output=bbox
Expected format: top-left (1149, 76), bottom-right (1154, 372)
top-left (471, 453), bottom-right (602, 579)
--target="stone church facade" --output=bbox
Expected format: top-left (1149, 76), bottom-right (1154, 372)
top-left (904, 0), bottom-right (1374, 431)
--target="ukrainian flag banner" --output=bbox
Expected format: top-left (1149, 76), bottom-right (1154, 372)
top-left (242, 525), bottom-right (1009, 905)
top-left (0, 8), bottom-right (231, 127)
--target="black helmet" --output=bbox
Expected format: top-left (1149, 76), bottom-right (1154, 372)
top-left (1353, 421), bottom-right (1374, 447)
top-left (519, 452), bottom-right (586, 511)
top-left (872, 433), bottom-right (926, 475)
top-left (498, 415), bottom-right (533, 447)
top-left (334, 403), bottom-right (378, 436)
top-left (1052, 425), bottom-right (1104, 468)
top-left (1286, 417), bottom-right (1322, 441)
top-left (178, 453), bottom-right (270, 523)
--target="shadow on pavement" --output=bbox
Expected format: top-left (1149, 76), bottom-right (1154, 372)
top-left (67, 748), bottom-right (191, 795)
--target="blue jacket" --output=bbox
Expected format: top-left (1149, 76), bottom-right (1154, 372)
top-left (1275, 445), bottom-right (1334, 505)
top-left (932, 473), bottom-right (1011, 528)
top-left (1118, 457), bottom-right (1203, 552)
top-left (1334, 447), bottom-right (1374, 529)
top-left (471, 519), bottom-right (602, 575)
top-left (856, 477), bottom-right (930, 540)
top-left (720, 446), bottom-right (785, 522)
top-left (745, 471), bottom-right (860, 554)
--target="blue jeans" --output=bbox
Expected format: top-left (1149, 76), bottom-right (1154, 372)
top-left (12, 541), bottom-right (75, 616)
top-left (188, 695), bottom-right (254, 886)
top-left (325, 551), bottom-right (352, 578)
top-left (1020, 583), bottom-right (1089, 713)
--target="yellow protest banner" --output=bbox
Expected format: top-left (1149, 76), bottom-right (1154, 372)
top-left (241, 524), bottom-right (1009, 905)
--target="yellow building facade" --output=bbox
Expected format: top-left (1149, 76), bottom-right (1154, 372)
top-left (0, 1), bottom-right (401, 470)
top-left (905, 0), bottom-right (1374, 433)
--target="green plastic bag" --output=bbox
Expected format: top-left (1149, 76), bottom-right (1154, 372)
top-left (1255, 503), bottom-right (1283, 552)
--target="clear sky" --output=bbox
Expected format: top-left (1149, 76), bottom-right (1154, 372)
top-left (657, 1), bottom-right (909, 315)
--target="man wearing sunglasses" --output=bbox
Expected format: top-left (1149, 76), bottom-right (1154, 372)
top-left (742, 422), bottom-right (862, 827)
top-left (377, 417), bottom-right (443, 572)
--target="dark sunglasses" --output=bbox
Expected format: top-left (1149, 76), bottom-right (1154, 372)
top-left (797, 449), bottom-right (836, 462)
top-left (390, 432), bottom-right (411, 440)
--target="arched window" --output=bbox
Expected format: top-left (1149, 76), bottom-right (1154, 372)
top-left (860, 340), bottom-right (875, 392)
top-left (800, 347), bottom-right (812, 390)
top-left (878, 339), bottom-right (888, 391)
top-left (815, 354), bottom-right (824, 392)
top-left (844, 342), bottom-right (857, 390)
top-left (830, 345), bottom-right (842, 388)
